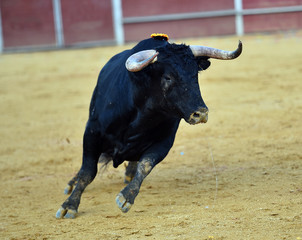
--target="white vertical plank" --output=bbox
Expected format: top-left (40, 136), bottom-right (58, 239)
top-left (0, 7), bottom-right (3, 53)
top-left (111, 0), bottom-right (124, 45)
top-left (234, 0), bottom-right (244, 36)
top-left (53, 0), bottom-right (64, 47)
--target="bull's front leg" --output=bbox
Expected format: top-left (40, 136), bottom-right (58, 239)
top-left (116, 156), bottom-right (157, 213)
top-left (115, 121), bottom-right (179, 213)
top-left (124, 161), bottom-right (138, 184)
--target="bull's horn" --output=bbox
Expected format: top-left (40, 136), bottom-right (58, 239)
top-left (126, 50), bottom-right (159, 72)
top-left (189, 41), bottom-right (242, 60)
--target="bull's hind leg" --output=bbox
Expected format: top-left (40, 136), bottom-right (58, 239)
top-left (124, 161), bottom-right (138, 183)
top-left (63, 172), bottom-right (79, 195)
top-left (56, 128), bottom-right (100, 219)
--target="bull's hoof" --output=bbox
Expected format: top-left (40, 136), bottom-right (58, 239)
top-left (64, 184), bottom-right (73, 195)
top-left (115, 193), bottom-right (132, 213)
top-left (56, 207), bottom-right (78, 219)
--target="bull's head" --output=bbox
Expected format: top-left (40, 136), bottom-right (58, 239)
top-left (125, 41), bottom-right (242, 124)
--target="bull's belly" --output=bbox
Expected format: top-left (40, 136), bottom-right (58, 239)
top-left (99, 117), bottom-right (179, 168)
top-left (103, 136), bottom-right (154, 168)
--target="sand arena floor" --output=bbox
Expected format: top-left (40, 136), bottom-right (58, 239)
top-left (0, 32), bottom-right (301, 239)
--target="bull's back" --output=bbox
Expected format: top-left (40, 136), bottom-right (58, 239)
top-left (90, 50), bottom-right (134, 131)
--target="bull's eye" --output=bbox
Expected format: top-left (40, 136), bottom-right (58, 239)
top-left (161, 75), bottom-right (173, 93)
top-left (164, 76), bottom-right (171, 82)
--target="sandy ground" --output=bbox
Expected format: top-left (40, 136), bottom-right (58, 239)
top-left (0, 32), bottom-right (301, 240)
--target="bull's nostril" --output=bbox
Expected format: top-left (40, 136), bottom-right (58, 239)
top-left (193, 112), bottom-right (201, 118)
top-left (188, 108), bottom-right (208, 124)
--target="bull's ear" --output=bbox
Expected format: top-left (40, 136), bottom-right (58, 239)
top-left (196, 56), bottom-right (211, 71)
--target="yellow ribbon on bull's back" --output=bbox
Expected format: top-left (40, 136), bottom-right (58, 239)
top-left (150, 33), bottom-right (169, 41)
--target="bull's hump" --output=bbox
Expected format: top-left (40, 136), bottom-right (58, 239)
top-left (132, 38), bottom-right (169, 52)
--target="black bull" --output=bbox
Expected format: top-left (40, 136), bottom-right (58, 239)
top-left (56, 36), bottom-right (242, 218)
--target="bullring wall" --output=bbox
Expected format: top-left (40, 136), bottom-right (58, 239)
top-left (0, 0), bottom-right (302, 52)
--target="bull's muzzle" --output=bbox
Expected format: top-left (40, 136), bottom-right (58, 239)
top-left (188, 107), bottom-right (208, 125)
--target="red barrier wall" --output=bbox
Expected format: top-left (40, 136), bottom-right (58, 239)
top-left (60, 0), bottom-right (114, 45)
top-left (124, 17), bottom-right (236, 42)
top-left (242, 0), bottom-right (302, 9)
top-left (242, 0), bottom-right (302, 33)
top-left (123, 0), bottom-right (234, 17)
top-left (123, 0), bottom-right (235, 41)
top-left (1, 0), bottom-right (302, 51)
top-left (244, 12), bottom-right (302, 33)
top-left (1, 0), bottom-right (56, 48)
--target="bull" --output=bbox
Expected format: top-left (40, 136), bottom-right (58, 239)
top-left (56, 34), bottom-right (242, 218)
